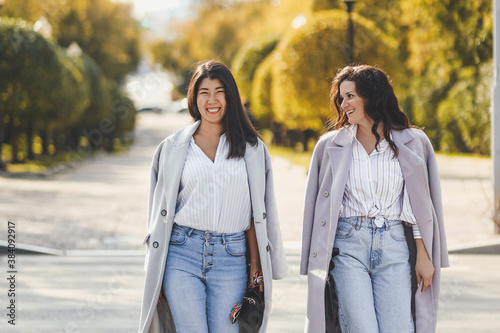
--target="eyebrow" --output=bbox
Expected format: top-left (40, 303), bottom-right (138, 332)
top-left (341, 90), bottom-right (355, 96)
top-left (199, 86), bottom-right (225, 91)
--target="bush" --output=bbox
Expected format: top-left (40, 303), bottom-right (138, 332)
top-left (232, 36), bottom-right (280, 103)
top-left (270, 10), bottom-right (403, 132)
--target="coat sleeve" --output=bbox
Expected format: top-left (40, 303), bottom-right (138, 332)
top-left (424, 136), bottom-right (450, 267)
top-left (263, 146), bottom-right (289, 280)
top-left (300, 140), bottom-right (322, 275)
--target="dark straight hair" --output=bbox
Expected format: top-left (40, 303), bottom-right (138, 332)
top-left (187, 60), bottom-right (260, 158)
top-left (329, 65), bottom-right (417, 156)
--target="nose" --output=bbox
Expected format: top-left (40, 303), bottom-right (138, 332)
top-left (208, 93), bottom-right (217, 104)
top-left (341, 97), bottom-right (348, 109)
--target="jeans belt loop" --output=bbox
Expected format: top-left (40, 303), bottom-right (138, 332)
top-left (221, 234), bottom-right (226, 245)
top-left (187, 228), bottom-right (194, 237)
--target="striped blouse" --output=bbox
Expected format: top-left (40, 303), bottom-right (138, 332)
top-left (341, 126), bottom-right (421, 238)
top-left (173, 133), bottom-right (252, 233)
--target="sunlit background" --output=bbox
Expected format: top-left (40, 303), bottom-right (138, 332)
top-left (0, 0), bottom-right (493, 170)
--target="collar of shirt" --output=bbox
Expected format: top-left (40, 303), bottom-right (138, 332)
top-left (350, 125), bottom-right (390, 156)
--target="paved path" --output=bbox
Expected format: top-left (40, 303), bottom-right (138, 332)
top-left (1, 112), bottom-right (500, 332)
top-left (1, 254), bottom-right (499, 332)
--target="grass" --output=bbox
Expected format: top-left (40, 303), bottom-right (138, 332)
top-left (268, 146), bottom-right (313, 169)
top-left (268, 145), bottom-right (491, 171)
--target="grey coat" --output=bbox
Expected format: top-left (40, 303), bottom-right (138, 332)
top-left (300, 127), bottom-right (449, 333)
top-left (138, 121), bottom-right (289, 333)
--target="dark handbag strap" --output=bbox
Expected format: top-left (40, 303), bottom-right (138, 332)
top-left (325, 247), bottom-right (341, 333)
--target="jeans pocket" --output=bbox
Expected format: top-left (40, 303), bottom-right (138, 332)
top-left (169, 229), bottom-right (188, 245)
top-left (335, 221), bottom-right (355, 240)
top-left (389, 224), bottom-right (406, 242)
top-left (224, 240), bottom-right (246, 257)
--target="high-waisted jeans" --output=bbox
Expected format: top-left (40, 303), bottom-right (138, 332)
top-left (163, 224), bottom-right (247, 333)
top-left (331, 217), bottom-right (414, 333)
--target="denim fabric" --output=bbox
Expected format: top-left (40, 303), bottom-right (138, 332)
top-left (163, 224), bottom-right (247, 333)
top-left (331, 217), bottom-right (414, 333)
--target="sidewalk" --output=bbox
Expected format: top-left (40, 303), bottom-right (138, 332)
top-left (1, 112), bottom-right (500, 332)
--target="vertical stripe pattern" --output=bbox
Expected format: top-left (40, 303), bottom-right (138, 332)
top-left (174, 133), bottom-right (251, 233)
top-left (342, 126), bottom-right (421, 238)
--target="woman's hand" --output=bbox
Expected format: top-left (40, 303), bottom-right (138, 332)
top-left (415, 239), bottom-right (435, 292)
top-left (249, 261), bottom-right (264, 292)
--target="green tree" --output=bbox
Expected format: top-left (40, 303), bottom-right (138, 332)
top-left (232, 36), bottom-right (280, 104)
top-left (270, 10), bottom-right (403, 133)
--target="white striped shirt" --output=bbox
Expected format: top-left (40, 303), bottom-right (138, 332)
top-left (341, 126), bottom-right (421, 238)
top-left (174, 133), bottom-right (252, 233)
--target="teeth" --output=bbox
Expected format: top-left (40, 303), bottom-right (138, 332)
top-left (347, 110), bottom-right (354, 115)
top-left (207, 108), bottom-right (219, 113)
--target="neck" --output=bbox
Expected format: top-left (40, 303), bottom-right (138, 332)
top-left (197, 120), bottom-right (224, 139)
top-left (356, 122), bottom-right (384, 139)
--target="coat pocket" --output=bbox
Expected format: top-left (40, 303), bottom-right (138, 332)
top-left (143, 233), bottom-right (151, 245)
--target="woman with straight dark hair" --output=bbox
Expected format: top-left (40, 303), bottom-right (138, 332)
top-left (139, 60), bottom-right (288, 333)
top-left (301, 65), bottom-right (449, 332)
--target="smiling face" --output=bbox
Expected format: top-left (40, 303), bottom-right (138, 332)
top-left (196, 78), bottom-right (227, 126)
top-left (339, 80), bottom-right (372, 128)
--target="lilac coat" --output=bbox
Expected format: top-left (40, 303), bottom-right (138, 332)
top-left (139, 121), bottom-right (289, 333)
top-left (300, 127), bottom-right (449, 332)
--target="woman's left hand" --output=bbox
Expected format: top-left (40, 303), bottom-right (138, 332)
top-left (415, 239), bottom-right (435, 293)
top-left (249, 262), bottom-right (264, 292)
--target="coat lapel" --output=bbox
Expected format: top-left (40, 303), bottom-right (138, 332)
top-left (162, 121), bottom-right (201, 221)
top-left (243, 142), bottom-right (265, 222)
top-left (327, 127), bottom-right (355, 197)
top-left (393, 129), bottom-right (433, 226)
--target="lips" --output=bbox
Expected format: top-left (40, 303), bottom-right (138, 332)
top-left (206, 108), bottom-right (220, 114)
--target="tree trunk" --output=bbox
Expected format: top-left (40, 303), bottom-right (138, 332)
top-left (26, 120), bottom-right (35, 160)
top-left (10, 120), bottom-right (20, 163)
top-left (0, 117), bottom-right (5, 171)
top-left (40, 127), bottom-right (50, 156)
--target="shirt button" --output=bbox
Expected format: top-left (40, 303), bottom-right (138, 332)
top-left (205, 242), bottom-right (209, 247)
top-left (323, 191), bottom-right (329, 197)
top-left (312, 251), bottom-right (317, 257)
top-left (321, 220), bottom-right (326, 226)
top-left (204, 253), bottom-right (209, 257)
top-left (205, 263), bottom-right (209, 267)
top-left (205, 233), bottom-right (210, 237)
top-left (161, 210), bottom-right (167, 216)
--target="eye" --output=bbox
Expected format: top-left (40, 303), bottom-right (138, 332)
top-left (199, 91), bottom-right (208, 95)
top-left (216, 90), bottom-right (225, 94)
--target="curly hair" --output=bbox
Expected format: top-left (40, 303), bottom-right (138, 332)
top-left (329, 65), bottom-right (416, 156)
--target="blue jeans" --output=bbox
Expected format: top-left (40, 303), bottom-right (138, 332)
top-left (331, 217), bottom-right (414, 333)
top-left (163, 224), bottom-right (247, 333)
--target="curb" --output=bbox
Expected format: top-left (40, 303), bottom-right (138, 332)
top-left (448, 240), bottom-right (500, 255)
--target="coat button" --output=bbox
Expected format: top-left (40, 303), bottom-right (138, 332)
top-left (266, 245), bottom-right (270, 252)
top-left (321, 220), bottom-right (326, 226)
top-left (323, 191), bottom-right (329, 197)
top-left (263, 212), bottom-right (267, 219)
top-left (152, 241), bottom-right (159, 248)
top-left (161, 210), bottom-right (167, 216)
top-left (312, 251), bottom-right (317, 257)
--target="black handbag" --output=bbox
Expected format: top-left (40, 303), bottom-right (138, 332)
top-left (230, 270), bottom-right (264, 330)
top-left (238, 285), bottom-right (264, 328)
top-left (325, 247), bottom-right (341, 333)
